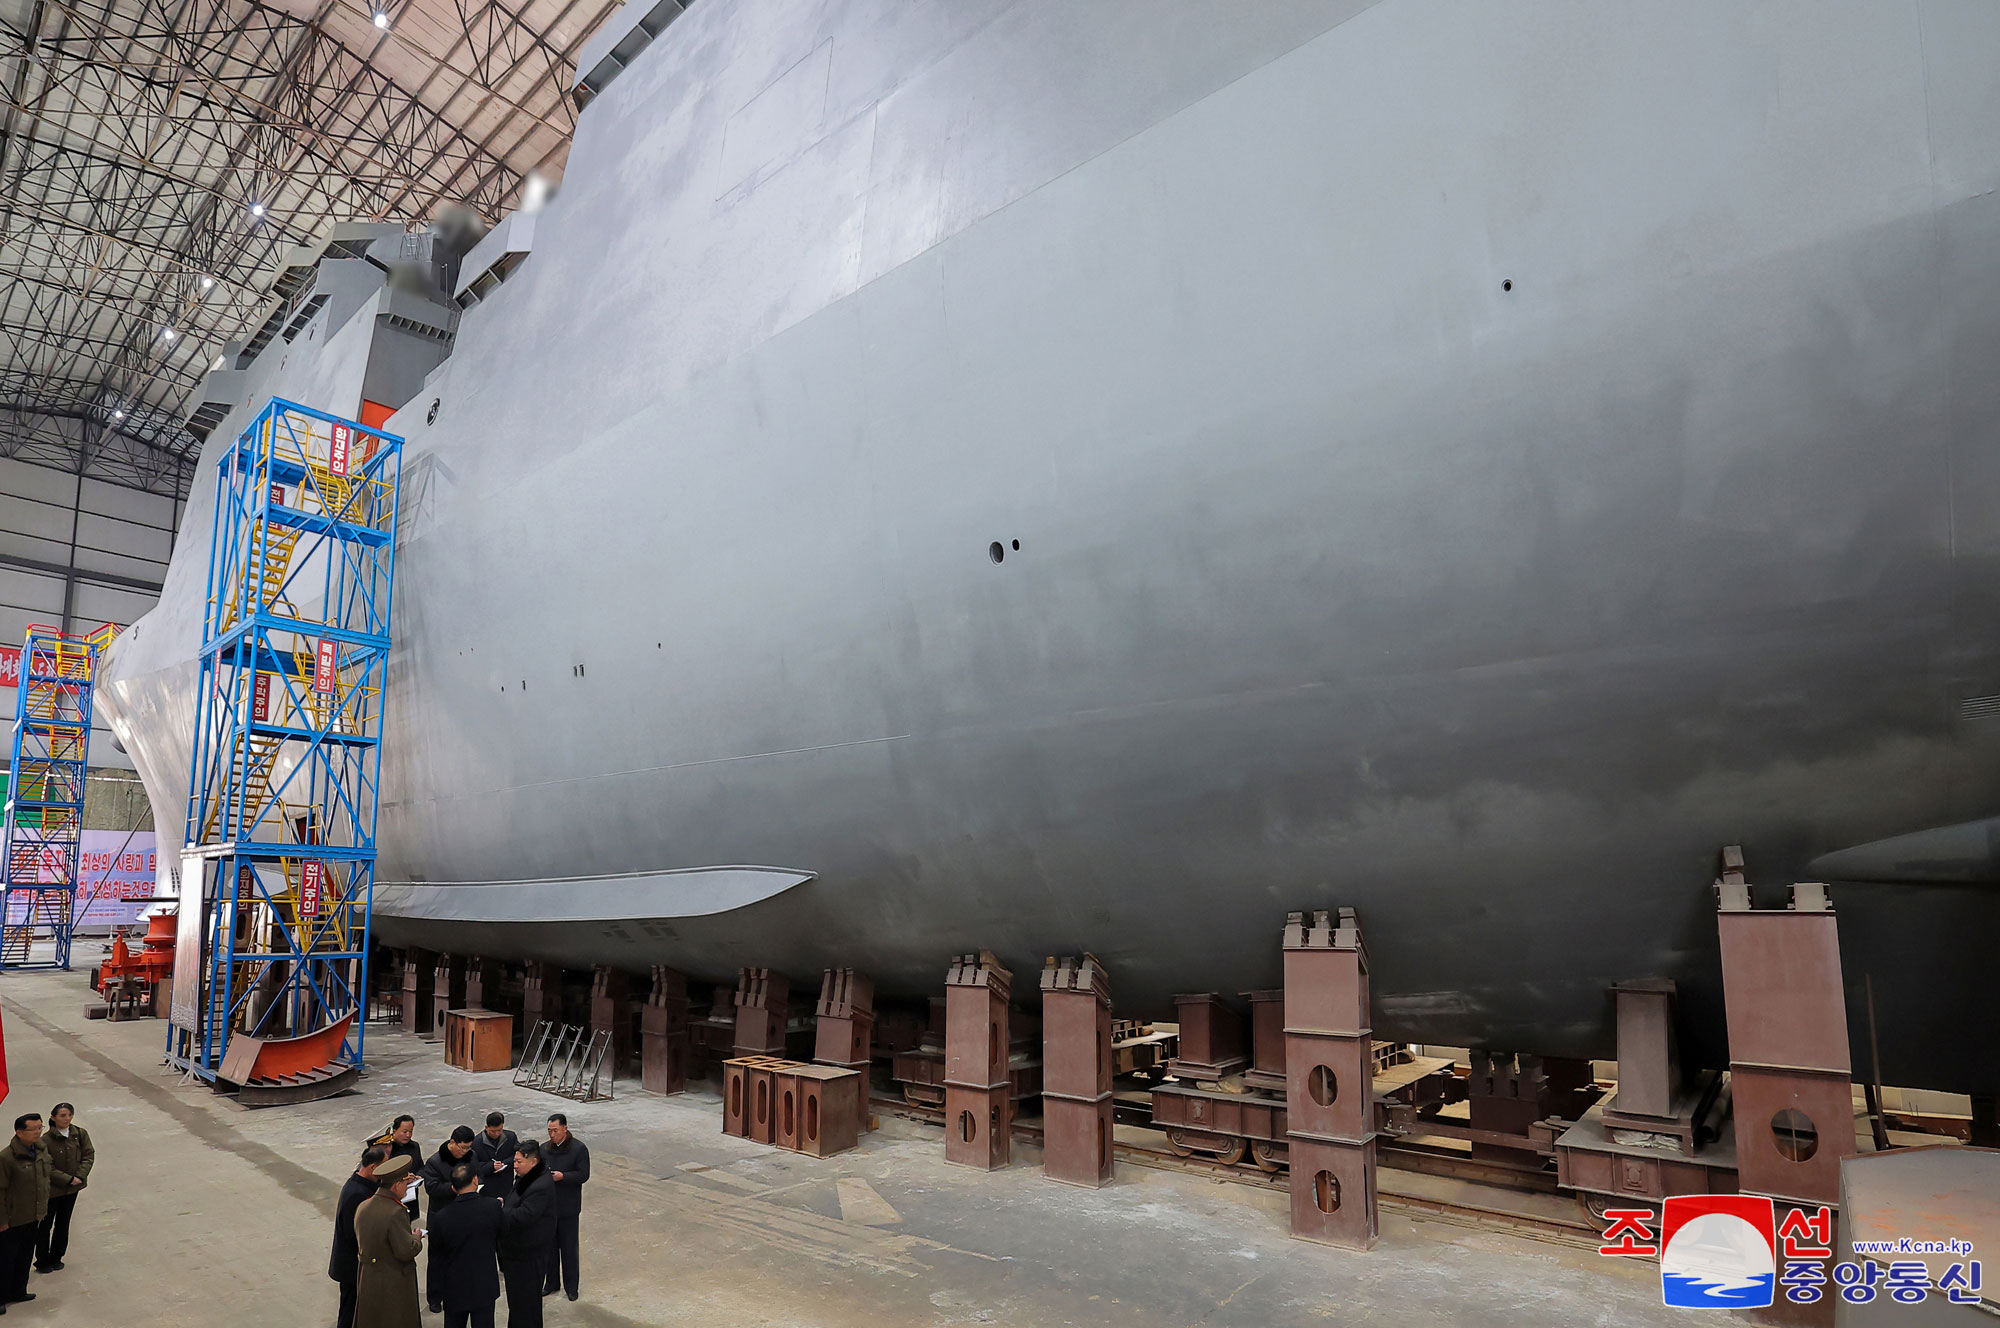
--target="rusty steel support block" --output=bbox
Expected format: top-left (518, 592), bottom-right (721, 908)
top-left (944, 950), bottom-right (1013, 1170)
top-left (1718, 870), bottom-right (1855, 1209)
top-left (401, 948), bottom-right (434, 1036)
top-left (814, 968), bottom-right (875, 1132)
top-left (1243, 988), bottom-right (1287, 1094)
top-left (462, 955), bottom-right (490, 1011)
top-left (642, 966), bottom-right (691, 1095)
top-left (1283, 908), bottom-right (1379, 1250)
top-left (430, 952), bottom-right (463, 1039)
top-left (520, 961), bottom-right (561, 1035)
top-left (1169, 992), bottom-right (1247, 1081)
top-left (733, 968), bottom-right (790, 1058)
top-left (590, 965), bottom-right (633, 1075)
top-left (1041, 954), bottom-right (1114, 1187)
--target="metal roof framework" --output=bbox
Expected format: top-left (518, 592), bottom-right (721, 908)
top-left (0, 0), bottom-right (619, 498)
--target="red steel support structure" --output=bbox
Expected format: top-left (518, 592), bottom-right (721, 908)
top-left (591, 965), bottom-right (632, 1075)
top-left (1283, 908), bottom-right (1378, 1250)
top-left (1717, 875), bottom-right (1854, 1209)
top-left (642, 966), bottom-right (690, 1095)
top-left (814, 969), bottom-right (874, 1132)
top-left (944, 951), bottom-right (1013, 1170)
top-left (462, 956), bottom-right (489, 1011)
top-left (520, 961), bottom-right (562, 1036)
top-left (430, 952), bottom-right (461, 1039)
top-left (1041, 955), bottom-right (1114, 1187)
top-left (401, 948), bottom-right (434, 1037)
top-left (733, 968), bottom-right (790, 1058)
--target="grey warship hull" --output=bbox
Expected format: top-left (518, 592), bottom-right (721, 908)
top-left (101, 0), bottom-right (2000, 1091)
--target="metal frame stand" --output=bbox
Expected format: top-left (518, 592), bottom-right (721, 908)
top-left (1, 622), bottom-right (114, 970)
top-left (164, 399), bottom-right (402, 1089)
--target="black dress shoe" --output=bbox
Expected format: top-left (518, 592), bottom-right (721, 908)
top-left (47, 1262), bottom-right (61, 1271)
top-left (567, 1291), bottom-right (578, 1302)
top-left (428, 1302), bottom-right (443, 1314)
top-left (8, 1294), bottom-right (34, 1303)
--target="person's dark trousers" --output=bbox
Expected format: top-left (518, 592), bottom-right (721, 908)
top-left (444, 1306), bottom-right (496, 1328)
top-left (501, 1259), bottom-right (543, 1328)
top-left (33, 1192), bottom-right (75, 1270)
top-left (334, 1274), bottom-right (358, 1328)
top-left (541, 1213), bottom-right (579, 1296)
top-left (426, 1240), bottom-right (440, 1311)
top-left (0, 1224), bottom-right (34, 1301)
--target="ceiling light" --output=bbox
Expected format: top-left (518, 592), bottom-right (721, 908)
top-left (372, 8), bottom-right (389, 27)
top-left (249, 201), bottom-right (265, 218)
top-left (160, 327), bottom-right (177, 342)
top-left (201, 276), bottom-right (214, 290)
top-left (111, 410), bottom-right (123, 420)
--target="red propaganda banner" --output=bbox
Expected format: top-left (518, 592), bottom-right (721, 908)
top-left (300, 859), bottom-right (323, 917)
top-left (253, 670), bottom-right (271, 722)
top-left (329, 424), bottom-right (351, 477)
top-left (313, 639), bottom-right (337, 694)
top-left (0, 644), bottom-right (18, 690)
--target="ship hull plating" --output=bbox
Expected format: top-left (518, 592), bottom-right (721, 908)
top-left (102, 1), bottom-right (2000, 1091)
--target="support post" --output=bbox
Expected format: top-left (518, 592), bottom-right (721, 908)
top-left (401, 948), bottom-right (434, 1037)
top-left (430, 951), bottom-right (460, 1040)
top-left (1718, 877), bottom-right (1855, 1207)
top-left (1283, 908), bottom-right (1378, 1250)
top-left (641, 966), bottom-right (690, 1095)
top-left (814, 969), bottom-right (874, 1131)
top-left (1040, 955), bottom-right (1114, 1187)
top-left (732, 968), bottom-right (789, 1058)
top-left (1168, 993), bottom-right (1246, 1081)
top-left (944, 951), bottom-right (1012, 1170)
top-left (521, 961), bottom-right (561, 1036)
top-left (590, 966), bottom-right (632, 1075)
top-left (463, 956), bottom-right (488, 1011)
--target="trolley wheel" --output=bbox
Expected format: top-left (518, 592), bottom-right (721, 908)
top-left (1251, 1141), bottom-right (1285, 1173)
top-left (1166, 1131), bottom-right (1195, 1158)
top-left (1213, 1136), bottom-right (1247, 1167)
top-left (1580, 1192), bottom-right (1657, 1230)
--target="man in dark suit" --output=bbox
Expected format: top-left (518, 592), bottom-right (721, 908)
top-left (421, 1127), bottom-right (478, 1312)
top-left (539, 1114), bottom-right (590, 1301)
top-left (499, 1140), bottom-right (555, 1328)
top-left (366, 1115), bottom-right (424, 1221)
top-left (429, 1163), bottom-right (503, 1328)
top-left (329, 1146), bottom-right (386, 1328)
top-left (469, 1113), bottom-right (517, 1195)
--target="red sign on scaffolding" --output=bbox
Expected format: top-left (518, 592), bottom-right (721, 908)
top-left (252, 671), bottom-right (271, 722)
top-left (313, 639), bottom-right (337, 695)
top-left (300, 859), bottom-right (323, 917)
top-left (329, 424), bottom-right (352, 477)
top-left (270, 483), bottom-right (285, 507)
top-left (237, 863), bottom-right (258, 902)
top-left (0, 645), bottom-right (16, 690)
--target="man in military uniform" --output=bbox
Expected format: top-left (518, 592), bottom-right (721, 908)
top-left (330, 1145), bottom-right (386, 1328)
top-left (34, 1102), bottom-right (91, 1274)
top-left (0, 1113), bottom-right (50, 1311)
top-left (353, 1153), bottom-right (423, 1328)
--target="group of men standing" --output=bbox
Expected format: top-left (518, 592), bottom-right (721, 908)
top-left (329, 1110), bottom-right (591, 1328)
top-left (0, 1104), bottom-right (95, 1312)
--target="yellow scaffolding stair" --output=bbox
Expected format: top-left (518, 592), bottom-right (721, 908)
top-left (203, 733), bottom-right (284, 841)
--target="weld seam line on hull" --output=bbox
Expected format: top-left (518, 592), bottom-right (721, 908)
top-left (380, 732), bottom-right (911, 807)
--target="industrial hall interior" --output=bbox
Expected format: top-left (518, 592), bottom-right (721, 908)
top-left (0, 1), bottom-right (1996, 1325)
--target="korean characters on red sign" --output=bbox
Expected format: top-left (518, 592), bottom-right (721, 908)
top-left (314, 638), bottom-right (337, 694)
top-left (329, 423), bottom-right (351, 477)
top-left (1598, 1209), bottom-right (1658, 1258)
top-left (300, 859), bottom-right (323, 917)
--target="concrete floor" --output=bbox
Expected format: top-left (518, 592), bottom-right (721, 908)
top-left (0, 967), bottom-right (1686, 1327)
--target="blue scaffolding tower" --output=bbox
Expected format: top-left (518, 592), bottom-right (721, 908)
top-left (1, 623), bottom-right (114, 970)
top-left (166, 399), bottom-right (402, 1099)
